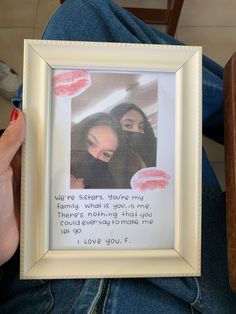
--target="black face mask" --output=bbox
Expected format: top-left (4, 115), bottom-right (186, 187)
top-left (71, 151), bottom-right (115, 189)
top-left (123, 131), bottom-right (150, 165)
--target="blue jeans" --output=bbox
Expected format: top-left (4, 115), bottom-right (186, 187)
top-left (1, 0), bottom-right (236, 313)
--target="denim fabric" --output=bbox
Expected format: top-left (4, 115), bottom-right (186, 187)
top-left (2, 0), bottom-right (236, 313)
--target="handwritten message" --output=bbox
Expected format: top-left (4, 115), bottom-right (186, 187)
top-left (50, 190), bottom-right (174, 250)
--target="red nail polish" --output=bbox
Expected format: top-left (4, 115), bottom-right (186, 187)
top-left (10, 108), bottom-right (19, 122)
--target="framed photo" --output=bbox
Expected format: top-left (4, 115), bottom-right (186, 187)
top-left (21, 40), bottom-right (202, 279)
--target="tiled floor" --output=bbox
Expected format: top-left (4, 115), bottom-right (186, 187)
top-left (1, 0), bottom-right (233, 190)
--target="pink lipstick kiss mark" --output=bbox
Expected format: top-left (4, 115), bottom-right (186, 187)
top-left (130, 167), bottom-right (171, 191)
top-left (53, 70), bottom-right (91, 97)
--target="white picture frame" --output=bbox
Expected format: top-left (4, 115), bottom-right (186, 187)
top-left (21, 39), bottom-right (202, 279)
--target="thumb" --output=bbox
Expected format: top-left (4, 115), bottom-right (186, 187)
top-left (0, 108), bottom-right (25, 175)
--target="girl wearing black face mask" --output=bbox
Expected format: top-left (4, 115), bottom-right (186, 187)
top-left (70, 113), bottom-right (123, 189)
top-left (110, 103), bottom-right (157, 168)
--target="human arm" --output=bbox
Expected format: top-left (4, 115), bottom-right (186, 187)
top-left (0, 108), bottom-right (25, 266)
top-left (70, 175), bottom-right (85, 189)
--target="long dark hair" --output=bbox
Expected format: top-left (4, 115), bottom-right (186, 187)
top-left (71, 112), bottom-right (122, 153)
top-left (71, 112), bottom-right (124, 188)
top-left (110, 102), bottom-right (156, 167)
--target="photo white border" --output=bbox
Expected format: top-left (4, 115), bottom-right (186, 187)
top-left (21, 39), bottom-right (202, 279)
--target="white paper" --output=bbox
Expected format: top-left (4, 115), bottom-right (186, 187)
top-left (50, 69), bottom-right (175, 250)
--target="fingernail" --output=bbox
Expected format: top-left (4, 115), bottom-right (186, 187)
top-left (10, 108), bottom-right (19, 122)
